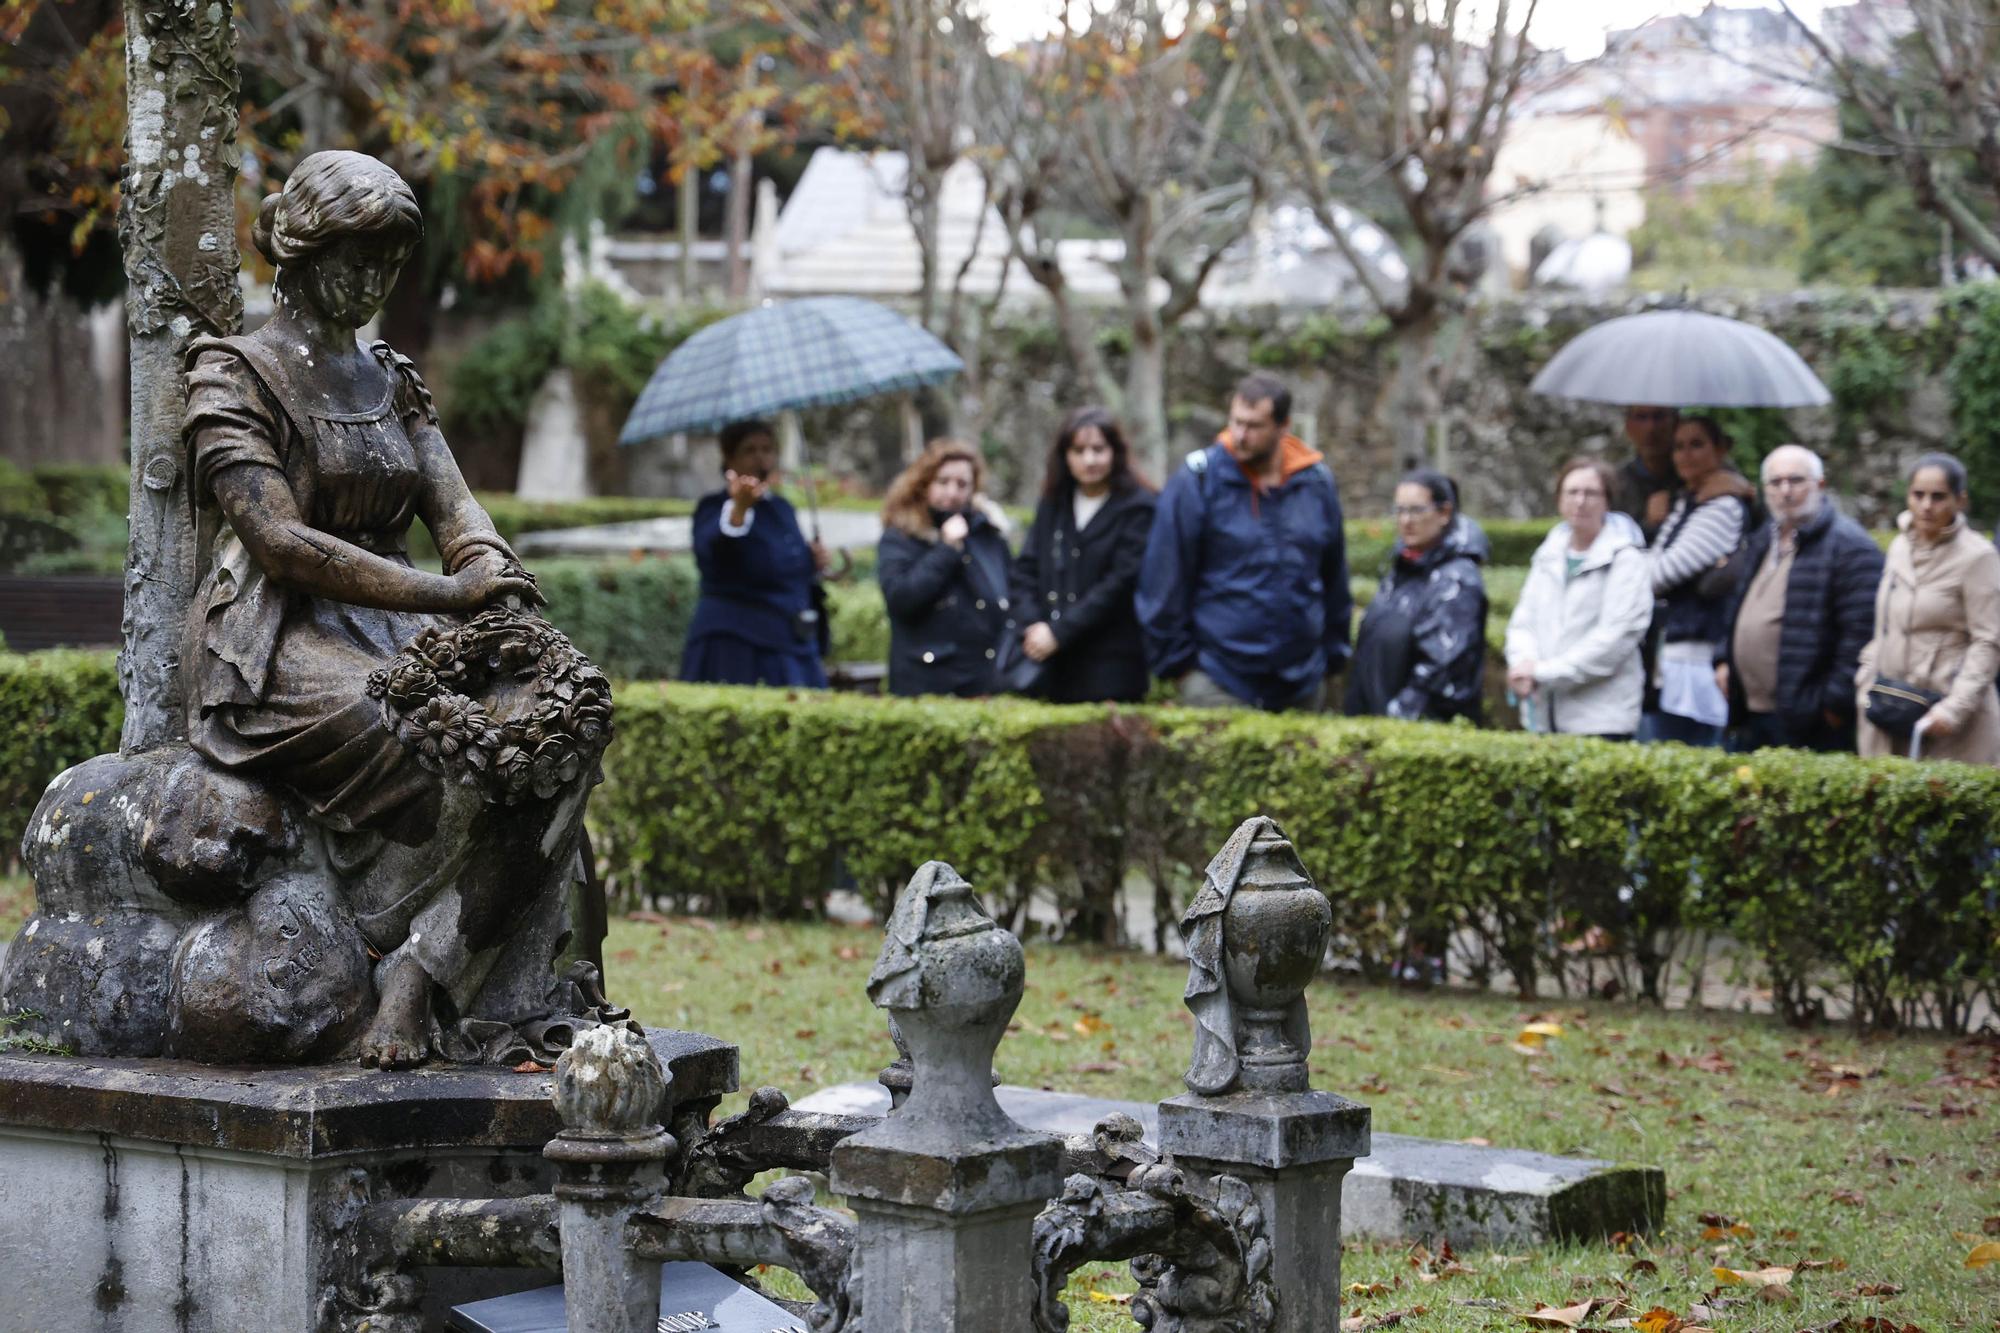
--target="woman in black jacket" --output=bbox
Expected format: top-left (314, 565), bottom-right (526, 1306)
top-left (1346, 470), bottom-right (1491, 721)
top-left (1006, 407), bottom-right (1157, 702)
top-left (878, 439), bottom-right (1015, 697)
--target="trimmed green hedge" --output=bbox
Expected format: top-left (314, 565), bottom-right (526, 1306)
top-left (0, 652), bottom-right (123, 854)
top-left (590, 686), bottom-right (2000, 1033)
top-left (1345, 517), bottom-right (1555, 574)
top-left (4, 658), bottom-right (1994, 1031)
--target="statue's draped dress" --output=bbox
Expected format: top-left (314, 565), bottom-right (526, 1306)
top-left (179, 329), bottom-right (594, 1048)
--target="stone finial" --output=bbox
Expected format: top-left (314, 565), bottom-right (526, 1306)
top-left (1181, 818), bottom-right (1330, 1096)
top-left (865, 860), bottom-right (1024, 1140)
top-left (552, 1023), bottom-right (669, 1138)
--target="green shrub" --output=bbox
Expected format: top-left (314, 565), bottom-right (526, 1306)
top-left (30, 464), bottom-right (130, 523)
top-left (0, 651), bottom-right (122, 859)
top-left (588, 687), bottom-right (2000, 1032)
top-left (1345, 519), bottom-right (1554, 576)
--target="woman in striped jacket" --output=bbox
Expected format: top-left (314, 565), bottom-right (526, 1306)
top-left (1641, 415), bottom-right (1757, 746)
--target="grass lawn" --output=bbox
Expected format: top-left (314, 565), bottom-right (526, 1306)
top-left (611, 915), bottom-right (1999, 1333)
top-left (1, 883), bottom-right (1992, 1331)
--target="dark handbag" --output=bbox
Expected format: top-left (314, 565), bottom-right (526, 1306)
top-left (1865, 677), bottom-right (1943, 736)
top-left (994, 621), bottom-right (1047, 695)
top-left (1696, 543), bottom-right (1755, 599)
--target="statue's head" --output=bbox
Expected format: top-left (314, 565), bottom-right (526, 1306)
top-left (257, 150), bottom-right (423, 328)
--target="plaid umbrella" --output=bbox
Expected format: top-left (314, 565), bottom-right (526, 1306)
top-left (617, 296), bottom-right (964, 444)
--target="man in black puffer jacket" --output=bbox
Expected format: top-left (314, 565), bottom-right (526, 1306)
top-left (1714, 445), bottom-right (1884, 752)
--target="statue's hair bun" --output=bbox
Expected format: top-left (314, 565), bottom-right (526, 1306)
top-left (253, 193), bottom-right (285, 265)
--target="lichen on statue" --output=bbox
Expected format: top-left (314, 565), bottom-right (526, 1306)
top-left (168, 149), bottom-right (619, 1069)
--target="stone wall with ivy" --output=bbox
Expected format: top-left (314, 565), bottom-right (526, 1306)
top-left (426, 282), bottom-right (2000, 525)
top-left (948, 287), bottom-right (1999, 527)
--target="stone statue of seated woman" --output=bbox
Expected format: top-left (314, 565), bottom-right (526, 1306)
top-left (0, 150), bottom-right (622, 1070)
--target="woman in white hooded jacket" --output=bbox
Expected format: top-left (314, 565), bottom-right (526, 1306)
top-left (1505, 458), bottom-right (1654, 737)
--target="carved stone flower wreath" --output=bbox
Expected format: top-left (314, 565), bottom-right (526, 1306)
top-left (367, 607), bottom-right (614, 805)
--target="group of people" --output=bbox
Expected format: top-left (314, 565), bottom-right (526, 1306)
top-left (679, 380), bottom-right (2000, 766)
top-left (1508, 406), bottom-right (2000, 764)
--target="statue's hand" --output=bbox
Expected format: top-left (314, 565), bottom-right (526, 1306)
top-left (451, 555), bottom-right (543, 612)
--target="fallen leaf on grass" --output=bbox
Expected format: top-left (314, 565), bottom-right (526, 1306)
top-left (1634, 1307), bottom-right (1691, 1333)
top-left (1966, 1241), bottom-right (2000, 1269)
top-left (1713, 1265), bottom-right (1794, 1288)
top-left (1850, 1283), bottom-right (1903, 1297)
top-left (1796, 1259), bottom-right (1849, 1272)
top-left (1754, 1282), bottom-right (1798, 1304)
top-left (1521, 1300), bottom-right (1596, 1327)
top-left (1985, 1216), bottom-right (2000, 1235)
top-left (1342, 1306), bottom-right (1426, 1331)
top-left (1085, 1290), bottom-right (1130, 1305)
top-left (1348, 1282), bottom-right (1390, 1297)
top-left (1627, 1259), bottom-right (1659, 1277)
top-left (1829, 1189), bottom-right (1867, 1206)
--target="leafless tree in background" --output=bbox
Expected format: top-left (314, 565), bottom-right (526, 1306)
top-left (1779, 0), bottom-right (2000, 269)
top-left (973, 0), bottom-right (1262, 473)
top-left (1246, 0), bottom-right (1549, 471)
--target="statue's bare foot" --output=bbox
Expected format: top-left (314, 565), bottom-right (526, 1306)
top-left (359, 955), bottom-right (432, 1070)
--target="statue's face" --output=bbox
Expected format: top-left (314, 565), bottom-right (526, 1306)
top-left (300, 233), bottom-right (415, 327)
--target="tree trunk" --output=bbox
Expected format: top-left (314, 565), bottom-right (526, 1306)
top-left (1121, 203), bottom-right (1170, 478)
top-left (911, 170), bottom-right (945, 337)
top-left (679, 157), bottom-right (700, 301)
top-left (118, 0), bottom-right (243, 752)
top-left (1378, 309), bottom-right (1446, 478)
top-left (1125, 312), bottom-right (1170, 481)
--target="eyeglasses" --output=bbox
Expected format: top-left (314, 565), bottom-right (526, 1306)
top-left (1391, 505), bottom-right (1437, 519)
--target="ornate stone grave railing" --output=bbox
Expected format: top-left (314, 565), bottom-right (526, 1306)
top-left (341, 815), bottom-right (1371, 1333)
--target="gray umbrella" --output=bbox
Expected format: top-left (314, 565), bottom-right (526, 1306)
top-left (1529, 309), bottom-right (1830, 408)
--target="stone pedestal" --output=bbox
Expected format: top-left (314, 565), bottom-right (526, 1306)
top-left (0, 1030), bottom-right (734, 1333)
top-left (1158, 1089), bottom-right (1371, 1333)
top-left (830, 1129), bottom-right (1064, 1333)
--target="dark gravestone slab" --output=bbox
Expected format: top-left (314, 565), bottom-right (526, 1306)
top-left (449, 1262), bottom-right (807, 1333)
top-left (795, 1081), bottom-right (1665, 1250)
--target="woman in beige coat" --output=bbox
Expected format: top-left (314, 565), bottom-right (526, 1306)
top-left (1856, 453), bottom-right (2000, 764)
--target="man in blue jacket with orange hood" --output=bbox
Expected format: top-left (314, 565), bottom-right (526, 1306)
top-left (1137, 374), bottom-right (1351, 710)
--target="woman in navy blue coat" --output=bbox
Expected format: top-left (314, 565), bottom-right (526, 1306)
top-left (681, 419), bottom-right (831, 687)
